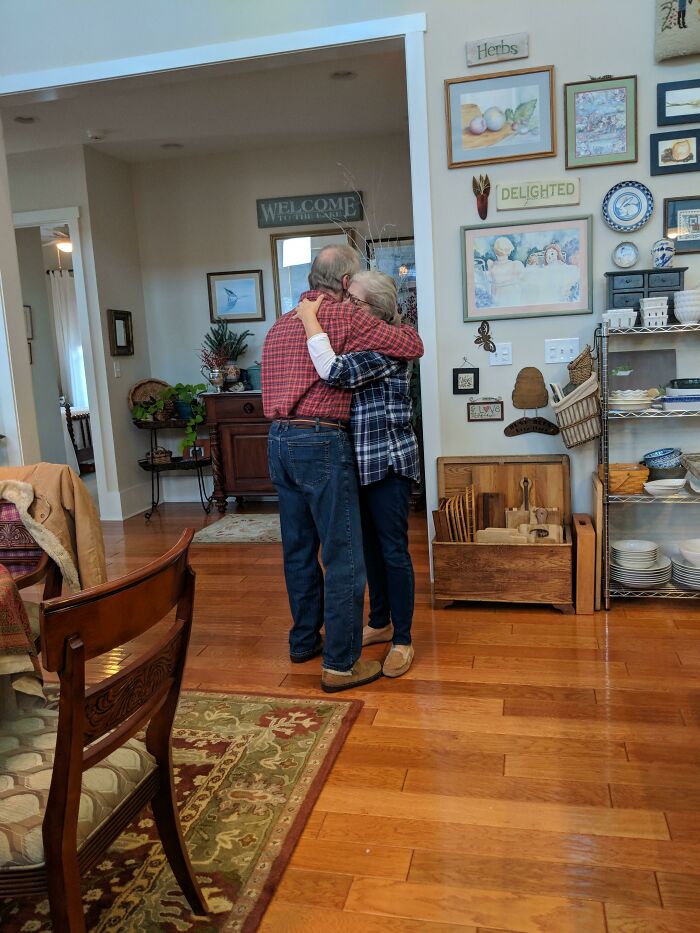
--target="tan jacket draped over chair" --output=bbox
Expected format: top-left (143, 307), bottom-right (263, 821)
top-left (0, 463), bottom-right (106, 591)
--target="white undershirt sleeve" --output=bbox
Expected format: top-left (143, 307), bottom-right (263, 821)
top-left (306, 332), bottom-right (338, 380)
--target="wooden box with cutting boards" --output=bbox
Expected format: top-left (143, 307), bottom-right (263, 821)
top-left (433, 454), bottom-right (575, 612)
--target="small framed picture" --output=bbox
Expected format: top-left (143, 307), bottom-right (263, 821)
top-left (657, 78), bottom-right (700, 126)
top-left (27, 341), bottom-right (33, 365)
top-left (107, 309), bottom-right (134, 356)
top-left (467, 399), bottom-right (504, 422)
top-left (183, 439), bottom-right (211, 461)
top-left (23, 305), bottom-right (33, 340)
top-left (452, 367), bottom-right (480, 394)
top-left (665, 196), bottom-right (700, 254)
top-left (445, 65), bottom-right (556, 170)
top-left (207, 270), bottom-right (265, 323)
top-left (650, 128), bottom-right (700, 176)
top-left (564, 76), bottom-right (637, 169)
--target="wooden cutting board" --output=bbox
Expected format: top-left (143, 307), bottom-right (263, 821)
top-left (506, 476), bottom-right (534, 529)
top-left (477, 492), bottom-right (506, 530)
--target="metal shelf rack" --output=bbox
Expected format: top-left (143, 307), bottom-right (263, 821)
top-left (596, 321), bottom-right (700, 609)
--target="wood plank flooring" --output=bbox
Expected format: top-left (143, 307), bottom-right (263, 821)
top-left (77, 504), bottom-right (700, 931)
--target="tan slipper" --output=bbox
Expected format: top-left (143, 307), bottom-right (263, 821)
top-left (362, 623), bottom-right (394, 646)
top-left (382, 644), bottom-right (414, 678)
top-left (321, 659), bottom-right (383, 693)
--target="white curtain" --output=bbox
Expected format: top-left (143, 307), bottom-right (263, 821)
top-left (49, 270), bottom-right (88, 409)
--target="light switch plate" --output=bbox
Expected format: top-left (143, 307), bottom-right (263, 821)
top-left (113, 361), bottom-right (121, 378)
top-left (488, 342), bottom-right (512, 366)
top-left (544, 337), bottom-right (580, 364)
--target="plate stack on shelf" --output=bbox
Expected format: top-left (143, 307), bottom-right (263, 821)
top-left (673, 290), bottom-right (700, 325)
top-left (609, 390), bottom-right (654, 412)
top-left (672, 557), bottom-right (700, 590)
top-left (610, 539), bottom-right (672, 589)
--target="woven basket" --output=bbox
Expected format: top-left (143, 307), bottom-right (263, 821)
top-left (552, 373), bottom-right (601, 449)
top-left (128, 378), bottom-right (171, 410)
top-left (567, 345), bottom-right (594, 386)
top-left (597, 463), bottom-right (649, 495)
top-left (146, 446), bottom-right (172, 465)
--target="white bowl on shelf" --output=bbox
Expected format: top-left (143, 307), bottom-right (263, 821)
top-left (644, 479), bottom-right (687, 497)
top-left (611, 539), bottom-right (658, 554)
top-left (673, 308), bottom-right (700, 324)
top-left (688, 473), bottom-right (700, 495)
top-left (678, 540), bottom-right (700, 567)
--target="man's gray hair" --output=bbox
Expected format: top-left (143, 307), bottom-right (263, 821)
top-left (308, 244), bottom-right (362, 293)
top-left (351, 270), bottom-right (399, 324)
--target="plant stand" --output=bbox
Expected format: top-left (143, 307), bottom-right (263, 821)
top-left (135, 420), bottom-right (213, 521)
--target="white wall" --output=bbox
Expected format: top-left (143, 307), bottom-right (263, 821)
top-left (14, 226), bottom-right (65, 463)
top-left (131, 132), bottom-right (413, 384)
top-left (1, 0), bottom-right (700, 514)
top-left (84, 148), bottom-right (152, 516)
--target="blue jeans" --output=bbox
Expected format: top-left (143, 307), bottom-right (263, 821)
top-left (268, 421), bottom-right (366, 672)
top-left (361, 470), bottom-right (414, 645)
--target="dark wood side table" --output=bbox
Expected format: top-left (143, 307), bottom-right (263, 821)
top-left (202, 392), bottom-right (275, 513)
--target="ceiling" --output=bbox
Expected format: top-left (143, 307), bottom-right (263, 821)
top-left (0, 39), bottom-right (408, 162)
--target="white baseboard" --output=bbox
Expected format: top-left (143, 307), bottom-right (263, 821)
top-left (119, 480), bottom-right (152, 520)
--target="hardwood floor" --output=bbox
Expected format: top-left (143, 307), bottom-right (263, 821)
top-left (83, 504), bottom-right (700, 931)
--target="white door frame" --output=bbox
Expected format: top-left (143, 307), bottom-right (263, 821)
top-left (0, 12), bottom-right (441, 520)
top-left (13, 207), bottom-right (110, 509)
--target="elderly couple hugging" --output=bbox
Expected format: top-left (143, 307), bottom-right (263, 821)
top-left (262, 244), bottom-right (424, 692)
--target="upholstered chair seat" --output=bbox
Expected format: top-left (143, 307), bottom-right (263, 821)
top-left (0, 705), bottom-right (155, 869)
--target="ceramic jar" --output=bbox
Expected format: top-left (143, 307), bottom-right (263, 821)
top-left (651, 238), bottom-right (675, 269)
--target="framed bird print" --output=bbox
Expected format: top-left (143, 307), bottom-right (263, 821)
top-left (207, 270), bottom-right (265, 323)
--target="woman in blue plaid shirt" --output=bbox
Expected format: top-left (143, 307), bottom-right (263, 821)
top-left (296, 271), bottom-right (420, 679)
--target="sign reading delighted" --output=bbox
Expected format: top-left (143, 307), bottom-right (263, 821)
top-left (496, 179), bottom-right (581, 211)
top-left (257, 191), bottom-right (363, 228)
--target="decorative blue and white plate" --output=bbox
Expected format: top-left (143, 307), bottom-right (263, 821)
top-left (602, 181), bottom-right (654, 233)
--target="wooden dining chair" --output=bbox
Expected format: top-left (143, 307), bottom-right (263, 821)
top-left (0, 528), bottom-right (208, 932)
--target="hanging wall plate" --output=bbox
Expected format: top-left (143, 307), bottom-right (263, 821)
top-left (602, 181), bottom-right (654, 233)
top-left (612, 241), bottom-right (639, 269)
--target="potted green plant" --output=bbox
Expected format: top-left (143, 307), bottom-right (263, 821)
top-left (132, 396), bottom-right (166, 422)
top-left (203, 323), bottom-right (253, 386)
top-left (162, 383), bottom-right (207, 452)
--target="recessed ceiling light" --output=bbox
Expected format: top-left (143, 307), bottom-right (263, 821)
top-left (13, 115), bottom-right (36, 124)
top-left (329, 70), bottom-right (358, 81)
top-left (160, 142), bottom-right (184, 150)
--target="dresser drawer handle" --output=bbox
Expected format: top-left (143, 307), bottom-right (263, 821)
top-left (243, 402), bottom-right (255, 414)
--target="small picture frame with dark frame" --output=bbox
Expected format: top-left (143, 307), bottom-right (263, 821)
top-left (650, 128), bottom-right (700, 177)
top-left (207, 269), bottom-right (265, 323)
top-left (183, 438), bottom-right (211, 462)
top-left (467, 399), bottom-right (504, 422)
top-left (657, 78), bottom-right (700, 127)
top-left (664, 195), bottom-right (700, 254)
top-left (107, 309), bottom-right (134, 356)
top-left (453, 367), bottom-right (480, 395)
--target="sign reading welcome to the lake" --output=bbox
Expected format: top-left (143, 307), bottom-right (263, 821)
top-left (257, 191), bottom-right (364, 228)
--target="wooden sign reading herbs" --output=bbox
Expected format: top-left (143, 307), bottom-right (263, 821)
top-left (257, 191), bottom-right (363, 228)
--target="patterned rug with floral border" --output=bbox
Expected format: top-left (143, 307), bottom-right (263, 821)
top-left (0, 690), bottom-right (361, 932)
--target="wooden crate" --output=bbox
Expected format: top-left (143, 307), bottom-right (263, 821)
top-left (433, 454), bottom-right (574, 612)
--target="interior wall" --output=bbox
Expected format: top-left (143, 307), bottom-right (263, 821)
top-left (131, 132), bottom-right (413, 385)
top-left (14, 226), bottom-right (65, 463)
top-left (83, 147), bottom-right (151, 515)
top-left (1, 0), bottom-right (699, 514)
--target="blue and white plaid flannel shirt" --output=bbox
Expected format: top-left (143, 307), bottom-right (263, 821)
top-left (325, 351), bottom-right (420, 487)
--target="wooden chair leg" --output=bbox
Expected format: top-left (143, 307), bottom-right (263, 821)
top-left (151, 765), bottom-right (208, 916)
top-left (45, 850), bottom-right (86, 933)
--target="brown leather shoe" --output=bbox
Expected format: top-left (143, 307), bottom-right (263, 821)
top-left (362, 623), bottom-right (394, 646)
top-left (321, 659), bottom-right (383, 693)
top-left (382, 644), bottom-right (414, 678)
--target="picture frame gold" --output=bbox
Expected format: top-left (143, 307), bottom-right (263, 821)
top-left (445, 65), bottom-right (556, 170)
top-left (563, 75), bottom-right (637, 170)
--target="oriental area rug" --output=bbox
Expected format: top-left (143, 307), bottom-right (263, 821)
top-left (0, 690), bottom-right (360, 933)
top-left (194, 514), bottom-right (282, 544)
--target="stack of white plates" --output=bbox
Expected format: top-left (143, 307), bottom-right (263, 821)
top-left (611, 554), bottom-right (672, 589)
top-left (644, 478), bottom-right (687, 497)
top-left (672, 557), bottom-right (700, 590)
top-left (673, 290), bottom-right (700, 324)
top-left (611, 539), bottom-right (658, 567)
top-left (609, 390), bottom-right (654, 412)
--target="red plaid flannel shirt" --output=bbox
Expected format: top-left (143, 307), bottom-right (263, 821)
top-left (262, 290), bottom-right (424, 420)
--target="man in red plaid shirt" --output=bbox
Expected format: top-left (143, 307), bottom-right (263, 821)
top-left (263, 244), bottom-right (423, 692)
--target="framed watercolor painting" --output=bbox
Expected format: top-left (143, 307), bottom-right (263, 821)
top-left (657, 78), bottom-right (700, 126)
top-left (650, 128), bottom-right (700, 176)
top-left (461, 215), bottom-right (593, 322)
top-left (664, 196), bottom-right (700, 253)
top-left (445, 65), bottom-right (556, 169)
top-left (207, 270), bottom-right (265, 323)
top-left (564, 76), bottom-right (637, 169)
top-left (367, 237), bottom-right (417, 327)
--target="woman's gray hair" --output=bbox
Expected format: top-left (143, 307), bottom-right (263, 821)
top-left (351, 270), bottom-right (399, 324)
top-left (308, 244), bottom-right (362, 292)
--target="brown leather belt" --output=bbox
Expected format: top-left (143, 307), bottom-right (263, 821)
top-left (278, 418), bottom-right (349, 431)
